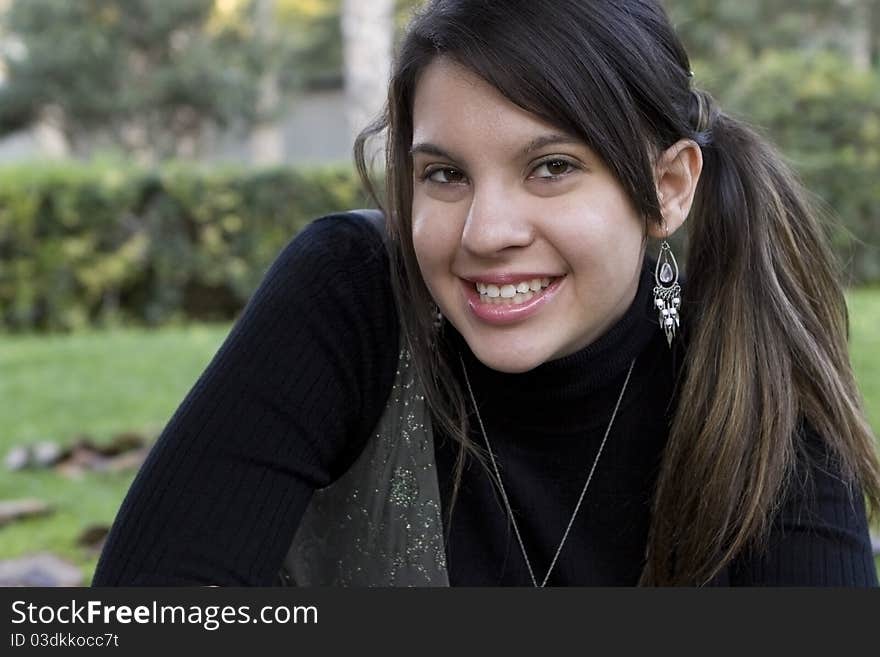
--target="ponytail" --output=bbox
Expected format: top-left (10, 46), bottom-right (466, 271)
top-left (641, 91), bottom-right (880, 585)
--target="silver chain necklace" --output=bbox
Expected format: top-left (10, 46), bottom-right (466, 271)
top-left (457, 352), bottom-right (637, 587)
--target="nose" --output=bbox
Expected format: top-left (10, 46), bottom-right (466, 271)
top-left (460, 184), bottom-right (534, 258)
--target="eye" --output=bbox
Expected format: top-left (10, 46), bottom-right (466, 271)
top-left (530, 158), bottom-right (579, 180)
top-left (418, 157), bottom-right (580, 187)
top-left (422, 167), bottom-right (467, 185)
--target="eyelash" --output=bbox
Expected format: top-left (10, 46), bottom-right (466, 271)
top-left (418, 157), bottom-right (581, 186)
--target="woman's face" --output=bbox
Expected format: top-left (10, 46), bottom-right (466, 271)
top-left (411, 57), bottom-right (648, 374)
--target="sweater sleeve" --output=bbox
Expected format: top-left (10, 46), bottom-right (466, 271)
top-left (91, 211), bottom-right (400, 586)
top-left (726, 424), bottom-right (878, 586)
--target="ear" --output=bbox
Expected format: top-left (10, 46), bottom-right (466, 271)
top-left (647, 139), bottom-right (703, 240)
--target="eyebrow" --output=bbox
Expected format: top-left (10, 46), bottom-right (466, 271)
top-left (409, 132), bottom-right (583, 161)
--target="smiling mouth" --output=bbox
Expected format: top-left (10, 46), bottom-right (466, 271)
top-left (460, 274), bottom-right (566, 326)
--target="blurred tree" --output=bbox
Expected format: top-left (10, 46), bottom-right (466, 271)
top-left (667, 0), bottom-right (878, 76)
top-left (274, 0), bottom-right (343, 90)
top-left (721, 50), bottom-right (880, 283)
top-left (272, 0), bottom-right (422, 91)
top-left (665, 0), bottom-right (880, 283)
top-left (0, 0), bottom-right (275, 162)
top-left (270, 0), bottom-right (416, 167)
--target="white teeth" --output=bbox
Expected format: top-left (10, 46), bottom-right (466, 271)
top-left (476, 277), bottom-right (556, 297)
top-left (475, 276), bottom-right (560, 306)
top-left (480, 291), bottom-right (535, 305)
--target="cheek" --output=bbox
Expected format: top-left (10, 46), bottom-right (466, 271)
top-left (412, 204), bottom-right (462, 262)
top-left (411, 191), bottom-right (434, 241)
top-left (570, 188), bottom-right (645, 256)
top-left (410, 210), bottom-right (433, 268)
top-left (554, 191), bottom-right (644, 292)
top-left (411, 209), bottom-right (452, 284)
top-left (411, 210), bottom-right (461, 308)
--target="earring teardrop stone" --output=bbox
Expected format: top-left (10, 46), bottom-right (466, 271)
top-left (660, 262), bottom-right (674, 284)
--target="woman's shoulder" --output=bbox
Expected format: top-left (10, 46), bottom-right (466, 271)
top-left (283, 209), bottom-right (388, 268)
top-left (275, 205), bottom-right (398, 347)
top-left (236, 208), bottom-right (395, 335)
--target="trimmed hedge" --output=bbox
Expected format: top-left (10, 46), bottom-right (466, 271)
top-left (0, 162), bottom-right (372, 331)
top-left (0, 134), bottom-right (876, 332)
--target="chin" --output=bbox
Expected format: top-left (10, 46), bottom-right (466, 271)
top-left (485, 360), bottom-right (541, 374)
top-left (467, 340), bottom-right (548, 374)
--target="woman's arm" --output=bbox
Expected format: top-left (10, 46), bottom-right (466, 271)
top-left (91, 212), bottom-right (399, 586)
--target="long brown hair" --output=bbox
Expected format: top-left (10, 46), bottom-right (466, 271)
top-left (353, 0), bottom-right (880, 585)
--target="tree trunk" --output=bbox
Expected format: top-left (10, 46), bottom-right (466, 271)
top-left (250, 0), bottom-right (284, 165)
top-left (341, 0), bottom-right (393, 169)
top-left (869, 0), bottom-right (880, 70)
top-left (33, 105), bottom-right (70, 159)
top-left (849, 0), bottom-right (871, 71)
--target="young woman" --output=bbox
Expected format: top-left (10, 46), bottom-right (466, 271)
top-left (92, 0), bottom-right (880, 587)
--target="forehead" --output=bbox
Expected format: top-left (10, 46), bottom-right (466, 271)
top-left (411, 57), bottom-right (571, 152)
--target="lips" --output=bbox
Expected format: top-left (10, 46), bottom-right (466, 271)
top-left (463, 273), bottom-right (564, 286)
top-left (460, 275), bottom-right (565, 326)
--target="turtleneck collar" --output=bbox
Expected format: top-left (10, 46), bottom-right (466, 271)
top-left (441, 254), bottom-right (663, 436)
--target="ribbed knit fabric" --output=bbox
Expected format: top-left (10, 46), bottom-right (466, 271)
top-left (91, 211), bottom-right (878, 587)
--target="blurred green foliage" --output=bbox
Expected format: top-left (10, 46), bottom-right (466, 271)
top-left (274, 0), bottom-right (344, 89)
top-left (668, 0), bottom-right (876, 62)
top-left (0, 0), bottom-right (276, 160)
top-left (666, 0), bottom-right (880, 283)
top-left (715, 51), bottom-right (880, 283)
top-left (0, 163), bottom-right (370, 331)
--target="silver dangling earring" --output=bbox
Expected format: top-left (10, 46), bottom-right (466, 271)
top-left (431, 302), bottom-right (444, 332)
top-left (653, 224), bottom-right (681, 348)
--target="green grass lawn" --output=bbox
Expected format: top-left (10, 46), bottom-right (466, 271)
top-left (848, 288), bottom-right (880, 434)
top-left (0, 323), bottom-right (232, 584)
top-left (1, 290), bottom-right (879, 586)
top-left (0, 324), bottom-right (232, 445)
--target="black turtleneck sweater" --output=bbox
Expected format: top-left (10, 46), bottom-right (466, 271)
top-left (92, 210), bottom-right (878, 587)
